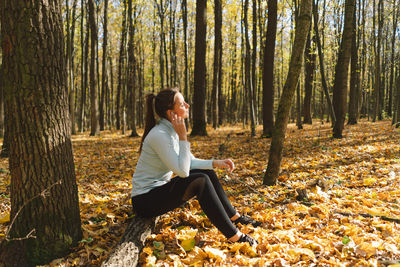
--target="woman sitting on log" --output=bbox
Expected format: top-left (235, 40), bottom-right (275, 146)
top-left (131, 88), bottom-right (260, 246)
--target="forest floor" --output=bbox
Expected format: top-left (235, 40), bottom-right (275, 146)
top-left (1, 119), bottom-right (400, 266)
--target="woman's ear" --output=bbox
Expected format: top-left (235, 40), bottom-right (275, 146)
top-left (166, 110), bottom-right (173, 120)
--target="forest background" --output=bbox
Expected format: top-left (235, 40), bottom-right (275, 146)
top-left (0, 0), bottom-right (400, 265)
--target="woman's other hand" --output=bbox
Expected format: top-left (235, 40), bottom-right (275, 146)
top-left (213, 159), bottom-right (235, 173)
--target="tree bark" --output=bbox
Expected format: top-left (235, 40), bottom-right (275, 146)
top-left (313, 0), bottom-right (335, 125)
top-left (212, 0), bottom-right (222, 129)
top-left (332, 0), bottom-right (355, 138)
top-left (244, 0), bottom-right (256, 136)
top-left (78, 0), bottom-right (88, 132)
top-left (263, 0), bottom-right (312, 185)
top-left (116, 0), bottom-right (127, 131)
top-left (389, 0), bottom-right (398, 118)
top-left (347, 2), bottom-right (359, 125)
top-left (100, 0), bottom-right (109, 131)
top-left (252, 0), bottom-right (258, 124)
top-left (88, 0), bottom-right (100, 136)
top-left (262, 0), bottom-right (277, 137)
top-left (395, 70), bottom-right (400, 126)
top-left (128, 0), bottom-right (138, 137)
top-left (0, 0), bottom-right (82, 264)
top-left (191, 0), bottom-right (208, 136)
top-left (303, 29), bottom-right (316, 124)
top-left (0, 64), bottom-right (4, 138)
top-left (372, 0), bottom-right (383, 122)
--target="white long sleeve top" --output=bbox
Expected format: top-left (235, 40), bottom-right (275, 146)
top-left (131, 118), bottom-right (213, 197)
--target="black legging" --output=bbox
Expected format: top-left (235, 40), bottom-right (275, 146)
top-left (131, 169), bottom-right (238, 238)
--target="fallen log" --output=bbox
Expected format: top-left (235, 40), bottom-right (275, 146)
top-left (102, 216), bottom-right (158, 267)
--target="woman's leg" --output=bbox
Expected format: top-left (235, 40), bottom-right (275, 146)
top-left (189, 169), bottom-right (237, 218)
top-left (189, 169), bottom-right (262, 228)
top-left (132, 172), bottom-right (239, 238)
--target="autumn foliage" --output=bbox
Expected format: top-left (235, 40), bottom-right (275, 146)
top-left (1, 120), bottom-right (400, 265)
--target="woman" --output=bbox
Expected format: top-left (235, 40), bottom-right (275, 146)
top-left (131, 88), bottom-right (260, 246)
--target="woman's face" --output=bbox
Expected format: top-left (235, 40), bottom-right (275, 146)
top-left (172, 92), bottom-right (190, 119)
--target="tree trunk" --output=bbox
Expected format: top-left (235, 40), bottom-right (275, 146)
top-left (313, 0), bottom-right (335, 125)
top-left (66, 0), bottom-right (77, 135)
top-left (303, 29), bottom-right (316, 124)
top-left (128, 0), bottom-right (138, 137)
top-left (109, 57), bottom-right (114, 128)
top-left (191, 0), bottom-right (208, 136)
top-left (78, 0), bottom-right (88, 133)
top-left (347, 2), bottom-right (359, 125)
top-left (100, 0), bottom-right (109, 131)
top-left (0, 64), bottom-right (4, 138)
top-left (156, 0), bottom-right (166, 88)
top-left (252, 0), bottom-right (258, 124)
top-left (169, 0), bottom-right (177, 87)
top-left (88, 0), bottom-right (100, 136)
top-left (389, 0), bottom-right (398, 118)
top-left (262, 0), bottom-right (277, 137)
top-left (182, 0), bottom-right (189, 105)
top-left (212, 0), bottom-right (222, 129)
top-left (0, 0), bottom-right (82, 265)
top-left (263, 0), bottom-right (312, 185)
top-left (332, 0), bottom-right (355, 138)
top-left (116, 0), bottom-right (127, 131)
top-left (372, 0), bottom-right (382, 122)
top-left (395, 70), bottom-right (400, 126)
top-left (244, 0), bottom-right (256, 136)
top-left (296, 84), bottom-right (303, 129)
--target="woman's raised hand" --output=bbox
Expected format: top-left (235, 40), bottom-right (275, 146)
top-left (212, 159), bottom-right (235, 173)
top-left (170, 112), bottom-right (187, 141)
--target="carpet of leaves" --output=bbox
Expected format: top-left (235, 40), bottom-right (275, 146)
top-left (1, 120), bottom-right (400, 266)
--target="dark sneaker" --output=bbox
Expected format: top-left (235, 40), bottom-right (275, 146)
top-left (233, 215), bottom-right (262, 227)
top-left (238, 234), bottom-right (258, 246)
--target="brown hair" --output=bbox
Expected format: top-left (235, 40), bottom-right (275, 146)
top-left (139, 88), bottom-right (179, 152)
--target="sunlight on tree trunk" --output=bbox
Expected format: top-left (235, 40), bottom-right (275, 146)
top-left (263, 0), bottom-right (312, 185)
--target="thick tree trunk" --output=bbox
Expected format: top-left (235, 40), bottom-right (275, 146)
top-left (212, 0), bottom-right (222, 129)
top-left (191, 0), bottom-right (208, 136)
top-left (332, 0), bottom-right (355, 138)
top-left (88, 0), bottom-right (100, 136)
top-left (262, 0), bottom-right (277, 137)
top-left (0, 0), bottom-right (82, 265)
top-left (348, 3), bottom-right (359, 125)
top-left (303, 29), bottom-right (316, 124)
top-left (263, 0), bottom-right (312, 185)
